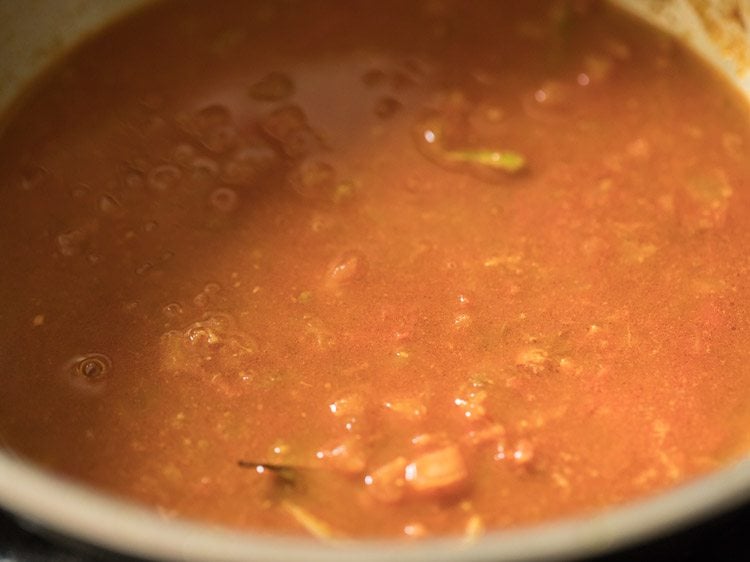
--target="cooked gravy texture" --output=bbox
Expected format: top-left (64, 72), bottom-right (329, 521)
top-left (2, 0), bottom-right (750, 539)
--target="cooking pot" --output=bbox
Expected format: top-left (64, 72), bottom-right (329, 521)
top-left (1, 1), bottom-right (750, 560)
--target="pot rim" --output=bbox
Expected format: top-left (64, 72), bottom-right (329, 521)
top-left (2, 1), bottom-right (750, 560)
top-left (2, 450), bottom-right (750, 561)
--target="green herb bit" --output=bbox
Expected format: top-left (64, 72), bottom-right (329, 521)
top-left (237, 460), bottom-right (298, 487)
top-left (446, 149), bottom-right (527, 173)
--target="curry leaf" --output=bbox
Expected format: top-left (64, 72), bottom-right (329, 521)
top-left (446, 149), bottom-right (527, 173)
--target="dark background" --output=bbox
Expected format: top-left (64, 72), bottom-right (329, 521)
top-left (2, 502), bottom-right (750, 562)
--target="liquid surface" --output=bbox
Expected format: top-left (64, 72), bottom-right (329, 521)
top-left (1, 0), bottom-right (750, 540)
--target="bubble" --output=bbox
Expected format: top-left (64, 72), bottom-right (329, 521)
top-left (178, 104), bottom-right (237, 154)
top-left (249, 72), bottom-right (295, 101)
top-left (160, 313), bottom-right (259, 396)
top-left (163, 303), bottom-right (183, 317)
top-left (221, 144), bottom-right (278, 185)
top-left (147, 164), bottom-right (181, 191)
top-left (260, 105), bottom-right (319, 158)
top-left (204, 282), bottom-right (221, 294)
top-left (189, 156), bottom-right (220, 180)
top-left (201, 124), bottom-right (238, 154)
top-left (67, 353), bottom-right (112, 392)
top-left (186, 324), bottom-right (221, 346)
top-left (172, 143), bottom-right (196, 165)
